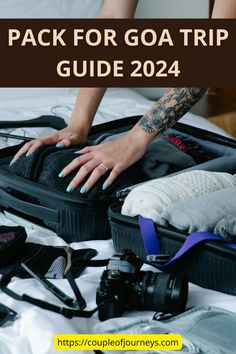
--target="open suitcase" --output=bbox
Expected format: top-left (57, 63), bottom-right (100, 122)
top-left (0, 115), bottom-right (148, 242)
top-left (1, 115), bottom-right (236, 246)
top-left (109, 125), bottom-right (236, 295)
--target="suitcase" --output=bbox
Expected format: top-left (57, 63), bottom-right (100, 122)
top-left (0, 115), bottom-right (146, 242)
top-left (109, 124), bottom-right (236, 295)
top-left (109, 203), bottom-right (236, 294)
top-left (1, 115), bottom-right (236, 244)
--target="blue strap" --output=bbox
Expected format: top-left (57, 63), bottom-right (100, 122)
top-left (138, 216), bottom-right (236, 269)
top-left (138, 216), bottom-right (161, 255)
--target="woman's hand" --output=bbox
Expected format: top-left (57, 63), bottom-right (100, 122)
top-left (11, 126), bottom-right (88, 165)
top-left (60, 127), bottom-right (152, 193)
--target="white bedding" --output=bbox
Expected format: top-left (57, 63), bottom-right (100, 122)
top-left (0, 88), bottom-right (235, 354)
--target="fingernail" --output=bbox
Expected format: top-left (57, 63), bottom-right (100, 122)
top-left (58, 171), bottom-right (64, 178)
top-left (80, 186), bottom-right (87, 194)
top-left (56, 143), bottom-right (65, 148)
top-left (103, 183), bottom-right (110, 191)
top-left (9, 159), bottom-right (16, 166)
top-left (26, 152), bottom-right (31, 157)
top-left (66, 185), bottom-right (74, 193)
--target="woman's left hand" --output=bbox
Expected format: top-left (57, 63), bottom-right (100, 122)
top-left (59, 128), bottom-right (151, 193)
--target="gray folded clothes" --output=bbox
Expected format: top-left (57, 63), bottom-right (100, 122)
top-left (170, 155), bottom-right (236, 176)
top-left (214, 215), bottom-right (236, 242)
top-left (160, 186), bottom-right (236, 234)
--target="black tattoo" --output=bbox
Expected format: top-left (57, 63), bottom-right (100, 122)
top-left (138, 87), bottom-right (207, 135)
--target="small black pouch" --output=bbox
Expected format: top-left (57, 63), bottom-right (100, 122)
top-left (0, 226), bottom-right (27, 267)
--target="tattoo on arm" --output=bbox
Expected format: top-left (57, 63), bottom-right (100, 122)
top-left (138, 87), bottom-right (207, 135)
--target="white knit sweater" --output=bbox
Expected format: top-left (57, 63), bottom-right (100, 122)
top-left (121, 171), bottom-right (236, 223)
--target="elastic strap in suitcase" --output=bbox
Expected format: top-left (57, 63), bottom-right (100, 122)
top-left (138, 216), bottom-right (236, 269)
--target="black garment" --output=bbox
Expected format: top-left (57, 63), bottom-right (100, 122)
top-left (7, 137), bottom-right (196, 199)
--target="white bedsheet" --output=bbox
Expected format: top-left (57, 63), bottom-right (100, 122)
top-left (0, 88), bottom-right (233, 149)
top-left (0, 88), bottom-right (235, 354)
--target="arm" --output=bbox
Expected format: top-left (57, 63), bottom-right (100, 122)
top-left (212, 0), bottom-right (236, 18)
top-left (69, 0), bottom-right (139, 134)
top-left (62, 87), bottom-right (207, 193)
top-left (12, 0), bottom-right (138, 162)
top-left (100, 0), bottom-right (138, 18)
top-left (136, 87), bottom-right (207, 140)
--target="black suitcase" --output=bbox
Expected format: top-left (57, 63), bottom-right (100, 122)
top-left (0, 115), bottom-right (147, 242)
top-left (1, 115), bottom-right (236, 244)
top-left (109, 203), bottom-right (236, 295)
top-left (109, 125), bottom-right (236, 295)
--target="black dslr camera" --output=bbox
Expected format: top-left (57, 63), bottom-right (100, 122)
top-left (96, 251), bottom-right (188, 321)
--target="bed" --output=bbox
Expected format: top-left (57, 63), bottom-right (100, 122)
top-left (0, 87), bottom-right (236, 354)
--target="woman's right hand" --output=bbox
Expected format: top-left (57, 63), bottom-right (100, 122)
top-left (11, 126), bottom-right (88, 164)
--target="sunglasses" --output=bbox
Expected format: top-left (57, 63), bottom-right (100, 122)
top-left (0, 303), bottom-right (18, 327)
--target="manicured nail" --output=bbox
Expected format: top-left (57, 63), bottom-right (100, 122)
top-left (80, 186), bottom-right (87, 194)
top-left (58, 171), bottom-right (64, 178)
top-left (26, 151), bottom-right (31, 157)
top-left (9, 159), bottom-right (16, 166)
top-left (66, 185), bottom-right (74, 193)
top-left (103, 183), bottom-right (110, 191)
top-left (56, 143), bottom-right (65, 148)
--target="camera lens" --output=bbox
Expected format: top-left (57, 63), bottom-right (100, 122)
top-left (132, 272), bottom-right (188, 314)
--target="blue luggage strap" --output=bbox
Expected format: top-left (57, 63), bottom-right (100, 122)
top-left (138, 216), bottom-right (236, 269)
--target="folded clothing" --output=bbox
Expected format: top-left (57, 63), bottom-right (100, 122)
top-left (7, 136), bottom-right (196, 199)
top-left (170, 156), bottom-right (236, 176)
top-left (122, 171), bottom-right (236, 223)
top-left (159, 186), bottom-right (236, 235)
top-left (214, 215), bottom-right (236, 242)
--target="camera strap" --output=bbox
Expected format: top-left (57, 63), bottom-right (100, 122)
top-left (0, 258), bottom-right (110, 319)
top-left (138, 216), bottom-right (236, 269)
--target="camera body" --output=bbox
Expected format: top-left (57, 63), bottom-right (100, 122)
top-left (96, 251), bottom-right (142, 320)
top-left (96, 251), bottom-right (188, 321)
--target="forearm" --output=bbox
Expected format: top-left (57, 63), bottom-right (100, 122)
top-left (100, 0), bottom-right (138, 18)
top-left (69, 0), bottom-right (138, 136)
top-left (212, 0), bottom-right (236, 18)
top-left (69, 87), bottom-right (106, 135)
top-left (130, 87), bottom-right (207, 146)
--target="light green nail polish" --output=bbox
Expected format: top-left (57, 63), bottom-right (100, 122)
top-left (103, 183), bottom-right (109, 191)
top-left (66, 185), bottom-right (73, 193)
top-left (80, 186), bottom-right (87, 194)
top-left (58, 171), bottom-right (64, 178)
top-left (9, 159), bottom-right (15, 166)
top-left (56, 143), bottom-right (64, 148)
top-left (26, 152), bottom-right (31, 157)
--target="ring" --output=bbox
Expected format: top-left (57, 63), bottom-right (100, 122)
top-left (100, 163), bottom-right (109, 172)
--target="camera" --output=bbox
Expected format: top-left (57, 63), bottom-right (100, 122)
top-left (96, 251), bottom-right (188, 321)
